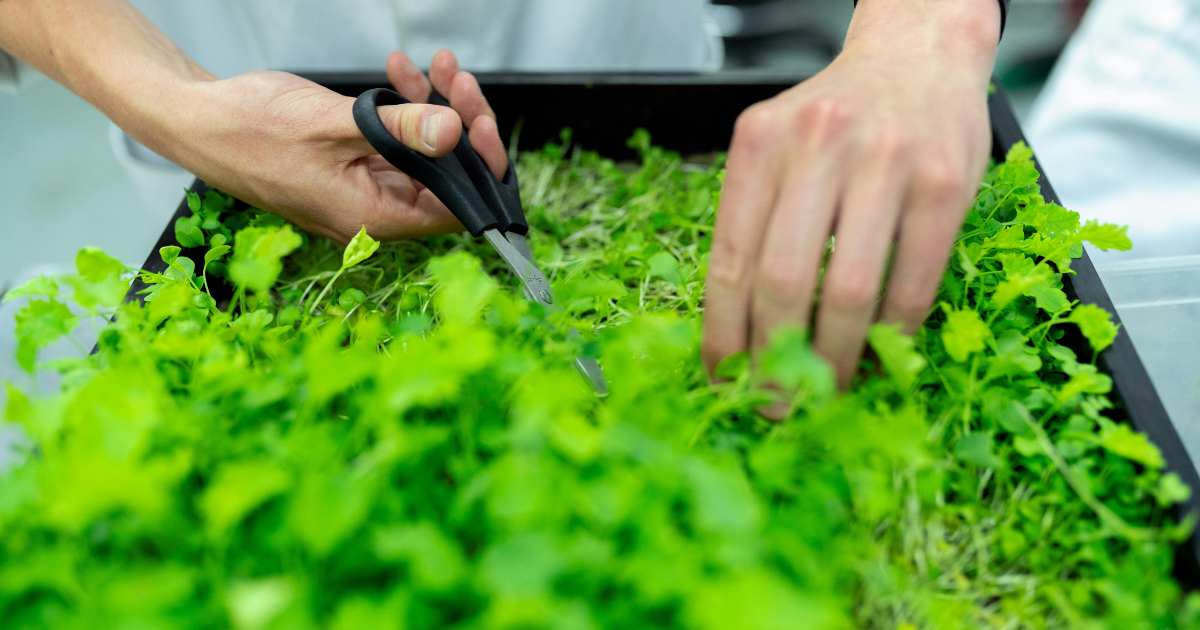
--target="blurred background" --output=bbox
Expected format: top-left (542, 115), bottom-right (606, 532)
top-left (4, 0), bottom-right (1198, 465)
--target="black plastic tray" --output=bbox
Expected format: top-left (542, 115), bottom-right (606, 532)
top-left (128, 73), bottom-right (1199, 575)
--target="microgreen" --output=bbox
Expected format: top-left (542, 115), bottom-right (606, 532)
top-left (2, 136), bottom-right (1197, 629)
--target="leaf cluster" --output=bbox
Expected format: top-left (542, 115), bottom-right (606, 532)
top-left (2, 136), bottom-right (1197, 629)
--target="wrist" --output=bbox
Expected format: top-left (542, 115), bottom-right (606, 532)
top-left (845, 0), bottom-right (1000, 78)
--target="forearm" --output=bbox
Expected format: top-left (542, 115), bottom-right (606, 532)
top-left (0, 0), bottom-right (213, 159)
top-left (846, 0), bottom-right (1001, 85)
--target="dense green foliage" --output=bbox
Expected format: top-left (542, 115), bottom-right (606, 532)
top-left (3, 132), bottom-right (1198, 629)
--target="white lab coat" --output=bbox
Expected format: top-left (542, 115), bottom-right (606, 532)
top-left (1027, 0), bottom-right (1200, 261)
top-left (1, 0), bottom-right (722, 88)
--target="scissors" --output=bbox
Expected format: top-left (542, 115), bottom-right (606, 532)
top-left (353, 87), bottom-right (608, 395)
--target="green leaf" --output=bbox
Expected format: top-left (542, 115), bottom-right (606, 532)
top-left (226, 577), bottom-right (294, 630)
top-left (287, 471), bottom-right (371, 556)
top-left (957, 245), bottom-right (979, 285)
top-left (1100, 423), bottom-right (1165, 468)
top-left (1068, 303), bottom-right (1119, 352)
top-left (338, 288), bottom-right (366, 310)
top-left (713, 351), bottom-right (749, 380)
top-left (1078, 220), bottom-right (1132, 251)
top-left (868, 323), bottom-right (926, 389)
top-left (985, 330), bottom-right (1042, 380)
top-left (160, 246), bottom-right (181, 266)
top-left (76, 247), bottom-right (124, 282)
top-left (199, 460), bottom-right (291, 537)
top-left (204, 245), bottom-right (231, 267)
top-left (759, 326), bottom-right (835, 404)
top-left (228, 226), bottom-right (303, 293)
top-left (3, 275), bottom-right (58, 302)
top-left (940, 306), bottom-right (990, 362)
top-left (186, 190), bottom-right (201, 213)
top-left (647, 251), bottom-right (683, 286)
top-left (175, 215), bottom-right (205, 248)
top-left (1155, 472), bottom-right (1192, 506)
top-left (372, 523), bottom-right (466, 590)
top-left (955, 432), bottom-right (1004, 469)
top-left (342, 226), bottom-right (380, 270)
top-left (428, 252), bottom-right (497, 326)
top-left (1015, 201), bottom-right (1080, 239)
top-left (14, 302), bottom-right (72, 372)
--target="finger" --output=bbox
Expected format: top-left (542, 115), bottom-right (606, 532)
top-left (467, 115), bottom-right (508, 179)
top-left (449, 71), bottom-right (506, 177)
top-left (812, 134), bottom-right (910, 388)
top-left (428, 49), bottom-right (460, 98)
top-left (701, 103), bottom-right (786, 375)
top-left (448, 71), bottom-right (497, 125)
top-left (386, 51), bottom-right (432, 103)
top-left (880, 163), bottom-right (972, 333)
top-left (332, 96), bottom-right (462, 160)
top-left (748, 155), bottom-right (842, 352)
top-left (378, 103), bottom-right (462, 157)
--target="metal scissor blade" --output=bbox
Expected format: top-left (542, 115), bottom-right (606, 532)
top-left (504, 233), bottom-right (536, 301)
top-left (483, 229), bottom-right (554, 307)
top-left (483, 229), bottom-right (608, 395)
top-left (569, 329), bottom-right (608, 396)
top-left (505, 232), bottom-right (535, 265)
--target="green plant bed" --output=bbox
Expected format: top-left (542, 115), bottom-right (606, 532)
top-left (2, 132), bottom-right (1198, 629)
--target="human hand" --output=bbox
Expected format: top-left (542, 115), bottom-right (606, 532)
top-left (702, 0), bottom-right (1001, 391)
top-left (150, 50), bottom-right (505, 244)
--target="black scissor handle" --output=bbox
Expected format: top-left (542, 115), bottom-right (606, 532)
top-left (353, 88), bottom-right (497, 236)
top-left (429, 91), bottom-right (528, 236)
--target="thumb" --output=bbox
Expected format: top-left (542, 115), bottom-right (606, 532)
top-left (375, 103), bottom-right (462, 157)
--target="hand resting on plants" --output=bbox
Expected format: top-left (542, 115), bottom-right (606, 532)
top-left (703, 0), bottom-right (1002, 391)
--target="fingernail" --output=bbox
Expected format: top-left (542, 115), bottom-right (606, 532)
top-left (421, 112), bottom-right (441, 151)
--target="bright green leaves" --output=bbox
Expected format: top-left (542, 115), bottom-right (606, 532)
top-left (13, 297), bottom-right (75, 372)
top-left (1156, 473), bottom-right (1192, 506)
top-left (985, 330), bottom-right (1042, 380)
top-left (868, 323), bottom-right (925, 388)
top-left (3, 274), bottom-right (58, 302)
top-left (428, 251), bottom-right (497, 325)
top-left (71, 247), bottom-right (128, 308)
top-left (1079, 220), bottom-right (1132, 251)
top-left (1100, 423), bottom-right (1165, 469)
top-left (226, 577), bottom-right (295, 630)
top-left (940, 305), bottom-right (990, 362)
top-left (229, 225), bottom-right (302, 292)
top-left (200, 460), bottom-right (291, 538)
top-left (342, 226), bottom-right (379, 270)
top-left (160, 246), bottom-right (181, 265)
top-left (179, 189), bottom-right (232, 248)
top-left (2, 133), bottom-right (1187, 630)
top-left (757, 326), bottom-right (835, 406)
top-left (647, 250), bottom-right (683, 286)
top-left (373, 523), bottom-right (466, 590)
top-left (204, 240), bottom-right (231, 267)
top-left (992, 253), bottom-right (1069, 314)
top-left (1015, 201), bottom-right (1080, 240)
top-left (338, 288), bottom-right (366, 310)
top-left (287, 470), bottom-right (371, 557)
top-left (955, 432), bottom-right (1003, 469)
top-left (175, 214), bottom-right (205, 248)
top-left (1069, 303), bottom-right (1120, 352)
